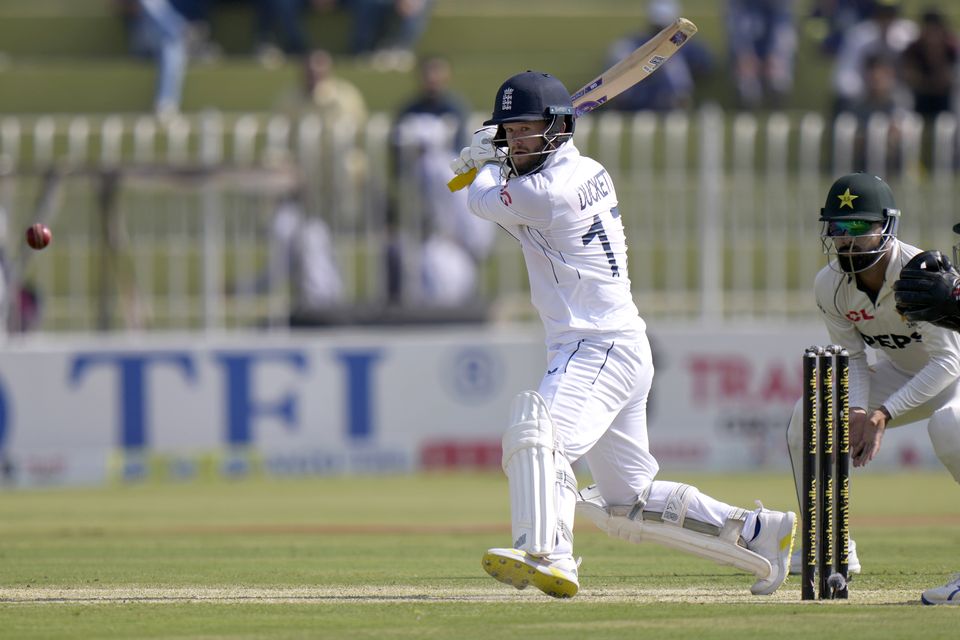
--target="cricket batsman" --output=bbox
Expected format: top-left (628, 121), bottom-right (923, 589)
top-left (451, 69), bottom-right (796, 599)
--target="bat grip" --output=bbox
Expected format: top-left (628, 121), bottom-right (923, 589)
top-left (447, 167), bottom-right (477, 192)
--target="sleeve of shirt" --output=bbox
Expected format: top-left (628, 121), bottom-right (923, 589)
top-left (466, 164), bottom-right (556, 229)
top-left (816, 281), bottom-right (871, 410)
top-left (882, 324), bottom-right (960, 419)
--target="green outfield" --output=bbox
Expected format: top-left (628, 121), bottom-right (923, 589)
top-left (1, 471), bottom-right (958, 638)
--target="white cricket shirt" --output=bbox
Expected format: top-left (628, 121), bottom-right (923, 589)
top-left (815, 239), bottom-right (960, 418)
top-left (467, 142), bottom-right (645, 348)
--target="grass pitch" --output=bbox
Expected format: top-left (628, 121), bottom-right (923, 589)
top-left (0, 471), bottom-right (958, 639)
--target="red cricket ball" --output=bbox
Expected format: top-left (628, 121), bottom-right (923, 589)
top-left (26, 223), bottom-right (52, 250)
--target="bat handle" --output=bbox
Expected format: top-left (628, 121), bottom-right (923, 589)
top-left (447, 167), bottom-right (477, 192)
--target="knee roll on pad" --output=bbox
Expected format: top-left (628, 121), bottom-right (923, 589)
top-left (577, 484), bottom-right (772, 579)
top-left (501, 391), bottom-right (576, 556)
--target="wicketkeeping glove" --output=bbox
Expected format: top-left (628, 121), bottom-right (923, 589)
top-left (449, 126), bottom-right (499, 175)
top-left (893, 250), bottom-right (960, 331)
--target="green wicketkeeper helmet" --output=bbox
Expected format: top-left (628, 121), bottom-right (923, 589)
top-left (820, 172), bottom-right (900, 222)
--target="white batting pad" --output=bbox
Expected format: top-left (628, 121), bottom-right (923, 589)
top-left (577, 485), bottom-right (772, 579)
top-left (501, 391), bottom-right (567, 556)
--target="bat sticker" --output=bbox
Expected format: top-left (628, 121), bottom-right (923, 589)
top-left (641, 55), bottom-right (667, 74)
top-left (571, 79), bottom-right (603, 102)
top-left (575, 97), bottom-right (607, 116)
top-left (670, 31), bottom-right (688, 46)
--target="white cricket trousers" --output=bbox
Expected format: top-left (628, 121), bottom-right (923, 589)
top-left (537, 335), bottom-right (747, 556)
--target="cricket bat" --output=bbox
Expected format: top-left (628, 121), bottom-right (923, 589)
top-left (448, 17), bottom-right (699, 192)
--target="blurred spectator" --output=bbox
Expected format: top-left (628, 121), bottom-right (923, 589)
top-left (252, 0), bottom-right (337, 63)
top-left (807, 0), bottom-right (876, 56)
top-left (347, 0), bottom-right (435, 71)
top-left (900, 9), bottom-right (958, 121)
top-left (389, 115), bottom-right (495, 308)
top-left (726, 0), bottom-right (797, 108)
top-left (120, 0), bottom-right (229, 115)
top-left (273, 50), bottom-right (367, 280)
top-left (252, 0), bottom-right (306, 62)
top-left (393, 56), bottom-right (470, 150)
top-left (831, 0), bottom-right (917, 114)
top-left (276, 49), bottom-right (368, 125)
top-left (387, 59), bottom-right (494, 308)
top-left (606, 0), bottom-right (714, 112)
top-left (847, 51), bottom-right (911, 171)
top-left (120, 0), bottom-right (190, 118)
top-left (170, 0), bottom-right (220, 62)
top-left (848, 51), bottom-right (912, 122)
top-left (239, 189), bottom-right (345, 324)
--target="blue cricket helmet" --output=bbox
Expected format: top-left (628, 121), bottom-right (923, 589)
top-left (484, 71), bottom-right (576, 177)
top-left (484, 71), bottom-right (575, 128)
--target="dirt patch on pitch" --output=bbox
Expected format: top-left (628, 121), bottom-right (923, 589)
top-left (0, 585), bottom-right (924, 606)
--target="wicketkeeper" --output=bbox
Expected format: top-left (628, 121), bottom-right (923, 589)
top-left (785, 173), bottom-right (960, 582)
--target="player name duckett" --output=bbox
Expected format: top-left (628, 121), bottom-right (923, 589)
top-left (575, 169), bottom-right (613, 210)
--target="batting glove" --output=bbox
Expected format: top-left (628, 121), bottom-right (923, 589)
top-left (449, 126), bottom-right (499, 175)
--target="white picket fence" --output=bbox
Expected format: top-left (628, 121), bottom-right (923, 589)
top-left (1, 107), bottom-right (959, 333)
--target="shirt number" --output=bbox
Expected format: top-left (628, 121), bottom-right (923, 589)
top-left (581, 214), bottom-right (620, 277)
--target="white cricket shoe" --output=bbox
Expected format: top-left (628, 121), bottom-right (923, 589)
top-left (788, 537), bottom-right (861, 576)
top-left (921, 573), bottom-right (960, 605)
top-left (745, 506), bottom-right (797, 595)
top-left (481, 548), bottom-right (579, 599)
